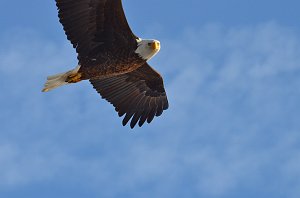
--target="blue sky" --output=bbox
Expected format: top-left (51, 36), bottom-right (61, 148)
top-left (1, 1), bottom-right (300, 197)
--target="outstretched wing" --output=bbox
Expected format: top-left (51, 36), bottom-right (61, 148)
top-left (55, 0), bottom-right (138, 61)
top-left (90, 63), bottom-right (169, 128)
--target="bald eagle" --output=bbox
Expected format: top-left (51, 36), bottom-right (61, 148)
top-left (42, 0), bottom-right (169, 128)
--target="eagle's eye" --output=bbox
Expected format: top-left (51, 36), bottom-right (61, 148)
top-left (147, 43), bottom-right (152, 46)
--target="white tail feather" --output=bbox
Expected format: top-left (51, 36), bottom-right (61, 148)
top-left (42, 65), bottom-right (80, 92)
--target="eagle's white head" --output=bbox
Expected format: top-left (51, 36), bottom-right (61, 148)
top-left (135, 38), bottom-right (161, 61)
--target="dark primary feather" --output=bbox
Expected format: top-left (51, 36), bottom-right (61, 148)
top-left (55, 0), bottom-right (138, 62)
top-left (90, 63), bottom-right (169, 128)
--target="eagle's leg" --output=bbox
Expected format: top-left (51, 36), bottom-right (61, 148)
top-left (66, 73), bottom-right (82, 83)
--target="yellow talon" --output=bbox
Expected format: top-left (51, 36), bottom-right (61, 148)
top-left (67, 73), bottom-right (82, 83)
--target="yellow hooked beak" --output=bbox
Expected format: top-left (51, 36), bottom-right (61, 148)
top-left (151, 41), bottom-right (160, 50)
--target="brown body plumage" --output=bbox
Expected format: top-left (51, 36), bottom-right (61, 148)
top-left (79, 51), bottom-right (145, 80)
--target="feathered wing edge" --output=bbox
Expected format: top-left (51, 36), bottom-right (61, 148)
top-left (90, 63), bottom-right (169, 128)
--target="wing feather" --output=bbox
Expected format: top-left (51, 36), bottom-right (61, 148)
top-left (55, 0), bottom-right (138, 61)
top-left (90, 63), bottom-right (169, 128)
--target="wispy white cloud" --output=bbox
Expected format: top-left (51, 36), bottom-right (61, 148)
top-left (156, 22), bottom-right (300, 197)
top-left (1, 23), bottom-right (300, 197)
top-left (0, 142), bottom-right (69, 187)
